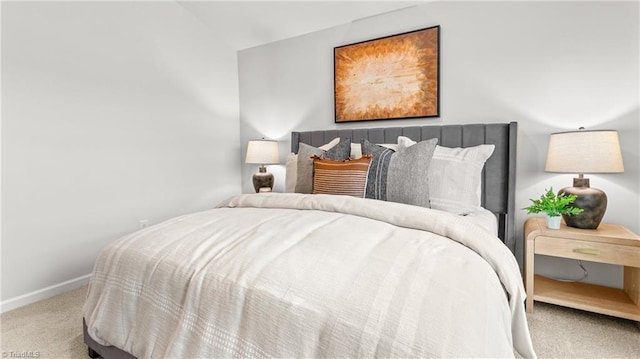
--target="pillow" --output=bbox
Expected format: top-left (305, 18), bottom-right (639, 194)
top-left (295, 139), bottom-right (351, 194)
top-left (312, 156), bottom-right (372, 197)
top-left (362, 138), bottom-right (438, 208)
top-left (397, 136), bottom-right (417, 148)
top-left (351, 142), bottom-right (399, 159)
top-left (284, 153), bottom-right (298, 193)
top-left (350, 143), bottom-right (362, 159)
top-left (396, 139), bottom-right (496, 214)
top-left (322, 138), bottom-right (351, 160)
top-left (427, 144), bottom-right (495, 214)
top-left (379, 143), bottom-right (400, 151)
top-left (318, 137), bottom-right (341, 151)
top-left (285, 138), bottom-right (340, 193)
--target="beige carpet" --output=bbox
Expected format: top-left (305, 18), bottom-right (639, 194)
top-left (1, 286), bottom-right (87, 359)
top-left (1, 285), bottom-right (639, 358)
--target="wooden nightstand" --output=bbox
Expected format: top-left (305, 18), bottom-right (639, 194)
top-left (524, 217), bottom-right (640, 321)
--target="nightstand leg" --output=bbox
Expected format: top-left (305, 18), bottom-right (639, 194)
top-left (624, 266), bottom-right (640, 326)
top-left (623, 266), bottom-right (640, 305)
top-left (525, 236), bottom-right (534, 313)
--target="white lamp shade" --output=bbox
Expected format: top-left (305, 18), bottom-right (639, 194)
top-left (245, 140), bottom-right (279, 165)
top-left (545, 130), bottom-right (624, 174)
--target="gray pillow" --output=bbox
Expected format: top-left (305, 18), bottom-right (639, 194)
top-left (362, 141), bottom-right (395, 200)
top-left (362, 138), bottom-right (438, 208)
top-left (295, 139), bottom-right (351, 194)
top-left (323, 139), bottom-right (351, 160)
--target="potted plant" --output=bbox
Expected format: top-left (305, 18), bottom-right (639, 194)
top-left (523, 187), bottom-right (584, 229)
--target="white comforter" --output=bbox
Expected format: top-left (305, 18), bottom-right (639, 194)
top-left (84, 193), bottom-right (536, 358)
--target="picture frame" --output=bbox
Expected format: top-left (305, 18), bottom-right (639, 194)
top-left (334, 25), bottom-right (440, 123)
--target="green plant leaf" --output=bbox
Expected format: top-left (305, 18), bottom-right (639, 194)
top-left (522, 187), bottom-right (584, 217)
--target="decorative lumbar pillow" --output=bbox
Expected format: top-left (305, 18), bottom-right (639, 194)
top-left (295, 138), bottom-right (351, 194)
top-left (362, 138), bottom-right (438, 208)
top-left (312, 156), bottom-right (372, 197)
top-left (427, 144), bottom-right (495, 214)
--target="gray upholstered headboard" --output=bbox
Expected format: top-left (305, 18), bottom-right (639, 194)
top-left (291, 122), bottom-right (518, 254)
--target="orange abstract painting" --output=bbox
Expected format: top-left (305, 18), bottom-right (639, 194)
top-left (334, 26), bottom-right (439, 122)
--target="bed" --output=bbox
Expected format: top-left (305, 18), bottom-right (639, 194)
top-left (83, 122), bottom-right (536, 358)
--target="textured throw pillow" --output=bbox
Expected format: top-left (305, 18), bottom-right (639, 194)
top-left (351, 142), bottom-right (399, 159)
top-left (362, 141), bottom-right (395, 200)
top-left (312, 156), bottom-right (372, 197)
top-left (322, 138), bottom-right (351, 160)
top-left (362, 138), bottom-right (438, 208)
top-left (427, 144), bottom-right (495, 214)
top-left (295, 139), bottom-right (351, 194)
top-left (396, 138), bottom-right (496, 214)
top-left (286, 138), bottom-right (340, 193)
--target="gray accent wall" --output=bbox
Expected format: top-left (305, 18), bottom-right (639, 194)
top-left (238, 1), bottom-right (639, 286)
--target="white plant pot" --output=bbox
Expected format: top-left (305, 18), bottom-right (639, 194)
top-left (546, 215), bottom-right (561, 229)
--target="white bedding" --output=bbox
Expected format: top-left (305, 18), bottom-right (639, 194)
top-left (84, 193), bottom-right (535, 358)
top-left (464, 207), bottom-right (499, 236)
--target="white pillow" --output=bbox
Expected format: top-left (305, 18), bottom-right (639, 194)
top-left (351, 142), bottom-right (398, 159)
top-left (350, 143), bottom-right (363, 159)
top-left (379, 143), bottom-right (399, 151)
top-left (397, 137), bottom-right (495, 214)
top-left (397, 136), bottom-right (417, 148)
top-left (427, 145), bottom-right (495, 214)
top-left (284, 153), bottom-right (298, 193)
top-left (285, 138), bottom-right (340, 192)
top-left (319, 137), bottom-right (340, 151)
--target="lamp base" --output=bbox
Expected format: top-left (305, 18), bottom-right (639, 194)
top-left (252, 166), bottom-right (274, 193)
top-left (559, 177), bottom-right (607, 230)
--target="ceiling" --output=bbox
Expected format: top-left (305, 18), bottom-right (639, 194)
top-left (177, 1), bottom-right (423, 50)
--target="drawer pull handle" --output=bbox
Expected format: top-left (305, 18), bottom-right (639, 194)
top-left (573, 248), bottom-right (600, 255)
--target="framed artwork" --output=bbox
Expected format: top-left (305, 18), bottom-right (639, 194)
top-left (334, 25), bottom-right (440, 123)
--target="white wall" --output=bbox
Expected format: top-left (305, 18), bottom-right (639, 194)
top-left (238, 1), bottom-right (639, 286)
top-left (1, 2), bottom-right (241, 310)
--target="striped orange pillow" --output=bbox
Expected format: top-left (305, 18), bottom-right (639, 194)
top-left (312, 156), bottom-right (372, 197)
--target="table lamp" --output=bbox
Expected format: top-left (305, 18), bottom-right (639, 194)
top-left (245, 139), bottom-right (279, 193)
top-left (545, 128), bottom-right (624, 229)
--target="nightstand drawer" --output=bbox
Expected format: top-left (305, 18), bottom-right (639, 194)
top-left (535, 236), bottom-right (640, 267)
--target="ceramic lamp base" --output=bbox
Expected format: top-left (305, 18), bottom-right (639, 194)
top-left (252, 166), bottom-right (274, 193)
top-left (559, 177), bottom-right (607, 230)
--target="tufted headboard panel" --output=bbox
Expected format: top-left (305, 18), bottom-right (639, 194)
top-left (291, 122), bottom-right (518, 254)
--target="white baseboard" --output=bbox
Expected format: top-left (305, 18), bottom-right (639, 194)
top-left (1, 273), bottom-right (92, 313)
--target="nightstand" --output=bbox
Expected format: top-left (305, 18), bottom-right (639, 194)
top-left (524, 217), bottom-right (640, 321)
